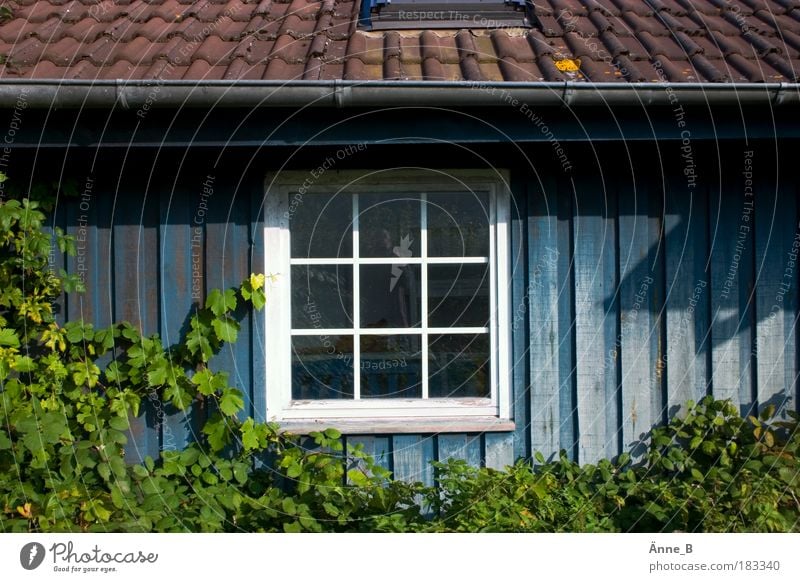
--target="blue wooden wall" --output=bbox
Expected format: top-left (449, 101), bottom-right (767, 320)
top-left (44, 140), bottom-right (799, 479)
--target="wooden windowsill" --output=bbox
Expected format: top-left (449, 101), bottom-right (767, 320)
top-left (276, 416), bottom-right (515, 436)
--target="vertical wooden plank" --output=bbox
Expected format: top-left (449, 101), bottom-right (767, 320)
top-left (528, 174), bottom-right (562, 461)
top-left (618, 180), bottom-right (659, 454)
top-left (392, 435), bottom-right (434, 486)
top-left (66, 175), bottom-right (112, 328)
top-left (483, 432), bottom-right (514, 470)
top-left (709, 154), bottom-right (755, 414)
top-left (114, 174), bottom-right (161, 463)
top-left (159, 184), bottom-right (196, 451)
top-left (437, 434), bottom-right (481, 467)
top-left (557, 178), bottom-right (578, 460)
top-left (45, 200), bottom-right (68, 326)
top-left (650, 181), bottom-right (668, 427)
top-left (93, 188), bottom-right (115, 331)
top-left (572, 175), bottom-right (619, 464)
top-left (664, 174), bottom-right (710, 416)
top-left (509, 174), bottom-right (529, 461)
top-left (755, 171), bottom-right (798, 415)
top-left (251, 178), bottom-right (268, 424)
top-left (206, 169), bottom-right (254, 421)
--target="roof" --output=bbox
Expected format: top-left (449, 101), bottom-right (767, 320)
top-left (0, 0), bottom-right (799, 83)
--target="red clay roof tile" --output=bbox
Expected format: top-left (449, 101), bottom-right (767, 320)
top-left (263, 57), bottom-right (304, 78)
top-left (0, 0), bottom-right (799, 83)
top-left (271, 34), bottom-right (310, 62)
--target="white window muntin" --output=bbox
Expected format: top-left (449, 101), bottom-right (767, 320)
top-left (264, 170), bottom-right (511, 422)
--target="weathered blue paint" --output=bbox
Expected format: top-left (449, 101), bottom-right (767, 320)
top-left (528, 173), bottom-right (561, 461)
top-left (509, 174), bottom-right (529, 461)
top-left (709, 164), bottom-right (755, 416)
top-left (572, 171), bottom-right (619, 464)
top-left (34, 139), bottom-right (798, 476)
top-left (113, 181), bottom-right (161, 463)
top-left (484, 432), bottom-right (515, 470)
top-left (618, 178), bottom-right (659, 456)
top-left (437, 434), bottom-right (481, 467)
top-left (206, 171), bottom-right (254, 423)
top-left (159, 185), bottom-right (197, 452)
top-left (755, 173), bottom-right (799, 417)
top-left (250, 179), bottom-right (268, 427)
top-left (557, 176), bottom-right (578, 462)
top-left (664, 169), bottom-right (710, 414)
top-left (392, 435), bottom-right (435, 486)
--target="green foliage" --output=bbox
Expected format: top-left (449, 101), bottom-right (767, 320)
top-left (0, 193), bottom-right (798, 533)
top-left (409, 398), bottom-right (800, 533)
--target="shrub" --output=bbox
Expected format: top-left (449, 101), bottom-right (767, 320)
top-left (418, 399), bottom-right (799, 533)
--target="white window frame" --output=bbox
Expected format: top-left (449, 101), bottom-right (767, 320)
top-left (264, 170), bottom-right (512, 429)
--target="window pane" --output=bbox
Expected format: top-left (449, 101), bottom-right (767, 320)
top-left (292, 265), bottom-right (353, 329)
top-left (360, 264), bottom-right (421, 328)
top-left (428, 192), bottom-right (489, 257)
top-left (359, 194), bottom-right (420, 258)
top-left (360, 335), bottom-right (422, 398)
top-left (290, 192), bottom-right (352, 258)
top-left (428, 263), bottom-right (489, 327)
top-left (292, 335), bottom-right (354, 399)
top-left (429, 334), bottom-right (490, 398)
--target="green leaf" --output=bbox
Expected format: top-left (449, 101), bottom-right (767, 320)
top-left (206, 289), bottom-right (237, 317)
top-left (281, 497), bottom-right (296, 516)
top-left (211, 317), bottom-right (239, 344)
top-left (251, 288), bottom-right (266, 311)
top-left (13, 355), bottom-right (36, 372)
top-left (323, 427), bottom-right (341, 440)
top-left (164, 381), bottom-right (193, 411)
top-left (147, 361), bottom-right (169, 386)
top-left (778, 467), bottom-right (796, 485)
top-left (0, 328), bottom-right (19, 347)
top-left (690, 468), bottom-right (704, 481)
top-left (97, 463), bottom-right (111, 481)
top-left (240, 418), bottom-right (260, 451)
top-left (108, 416), bottom-right (129, 431)
top-left (219, 388), bottom-right (244, 416)
top-left (202, 414), bottom-right (230, 452)
top-left (89, 501), bottom-right (112, 522)
top-left (0, 429), bottom-right (11, 450)
top-left (192, 369), bottom-right (218, 396)
top-left (132, 464), bottom-right (150, 479)
top-left (233, 464), bottom-right (248, 485)
top-left (286, 462), bottom-right (302, 479)
top-left (283, 520), bottom-right (301, 533)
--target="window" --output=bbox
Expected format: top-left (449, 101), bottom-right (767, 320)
top-left (264, 170), bottom-right (512, 432)
top-left (360, 0), bottom-right (534, 30)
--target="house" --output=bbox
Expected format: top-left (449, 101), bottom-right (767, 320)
top-left (1, 0), bottom-right (798, 483)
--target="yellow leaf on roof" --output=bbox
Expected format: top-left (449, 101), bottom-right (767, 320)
top-left (554, 58), bottom-right (581, 72)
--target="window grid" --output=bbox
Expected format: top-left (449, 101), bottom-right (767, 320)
top-left (420, 192), bottom-right (429, 400)
top-left (288, 191), bottom-right (492, 403)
